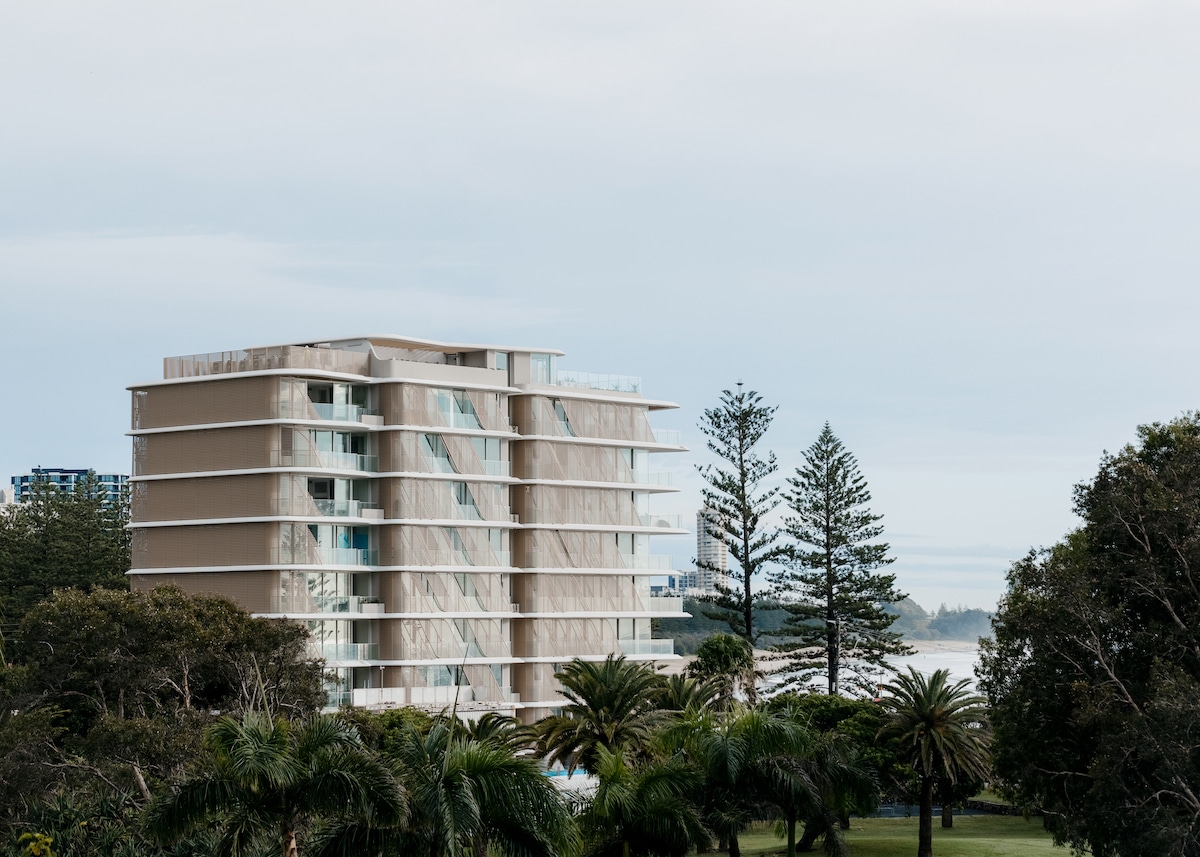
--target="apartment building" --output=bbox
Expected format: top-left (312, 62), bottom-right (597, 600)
top-left (127, 336), bottom-right (687, 720)
top-left (12, 467), bottom-right (129, 503)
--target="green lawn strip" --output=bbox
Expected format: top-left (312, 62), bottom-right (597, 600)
top-left (737, 815), bottom-right (1059, 857)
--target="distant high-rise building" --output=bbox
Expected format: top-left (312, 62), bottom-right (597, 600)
top-left (11, 468), bottom-right (129, 503)
top-left (694, 506), bottom-right (729, 594)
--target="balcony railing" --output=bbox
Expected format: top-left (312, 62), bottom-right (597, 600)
top-left (621, 554), bottom-right (673, 571)
top-left (652, 429), bottom-right (682, 445)
top-left (401, 639), bottom-right (513, 660)
top-left (272, 547), bottom-right (377, 566)
top-left (518, 552), bottom-right (669, 571)
top-left (311, 403), bottom-right (378, 423)
top-left (271, 450), bottom-right (378, 473)
top-left (319, 643), bottom-right (379, 660)
top-left (639, 513), bottom-right (683, 529)
top-left (393, 550), bottom-right (511, 568)
top-left (632, 470), bottom-right (674, 487)
top-left (648, 596), bottom-right (684, 613)
top-left (554, 371), bottom-right (642, 394)
top-left (272, 594), bottom-right (381, 613)
top-left (619, 639), bottom-right (676, 656)
top-left (478, 460), bottom-right (510, 478)
top-left (272, 499), bottom-right (381, 518)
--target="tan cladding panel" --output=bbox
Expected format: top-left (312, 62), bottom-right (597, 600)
top-left (132, 376), bottom-right (278, 429)
top-left (512, 395), bottom-right (653, 442)
top-left (134, 425), bottom-right (277, 475)
top-left (132, 522), bottom-right (276, 568)
top-left (133, 474), bottom-right (277, 521)
top-left (129, 570), bottom-right (275, 613)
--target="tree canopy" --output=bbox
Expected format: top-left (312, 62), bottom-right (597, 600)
top-left (695, 384), bottom-right (787, 643)
top-left (771, 424), bottom-right (909, 695)
top-left (979, 413), bottom-right (1200, 857)
top-left (0, 474), bottom-right (130, 631)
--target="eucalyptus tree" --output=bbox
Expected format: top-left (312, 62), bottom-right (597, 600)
top-left (696, 384), bottom-right (787, 642)
top-left (771, 424), bottom-right (909, 695)
top-left (877, 668), bottom-right (990, 857)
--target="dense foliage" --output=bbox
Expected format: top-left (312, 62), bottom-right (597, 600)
top-left (771, 424), bottom-right (910, 695)
top-left (0, 475), bottom-right (130, 631)
top-left (0, 586), bottom-right (326, 844)
top-left (695, 384), bottom-right (787, 642)
top-left (979, 414), bottom-right (1200, 857)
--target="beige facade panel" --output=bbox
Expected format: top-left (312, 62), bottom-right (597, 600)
top-left (385, 478), bottom-right (510, 522)
top-left (129, 570), bottom-right (276, 613)
top-left (514, 662), bottom-right (567, 706)
top-left (512, 395), bottom-right (654, 443)
top-left (387, 571), bottom-right (513, 613)
top-left (378, 524), bottom-right (509, 567)
top-left (132, 473), bottom-right (277, 521)
top-left (514, 529), bottom-right (627, 570)
top-left (378, 384), bottom-right (510, 433)
top-left (513, 573), bottom-right (645, 613)
top-left (513, 617), bottom-right (621, 659)
top-left (132, 376), bottom-right (278, 430)
top-left (132, 522), bottom-right (276, 568)
top-left (134, 425), bottom-right (278, 476)
top-left (513, 484), bottom-right (640, 527)
top-left (511, 440), bottom-right (637, 483)
top-left (378, 431), bottom-right (507, 477)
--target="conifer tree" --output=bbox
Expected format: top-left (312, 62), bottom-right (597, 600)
top-left (696, 383), bottom-right (787, 643)
top-left (771, 423), bottom-right (909, 695)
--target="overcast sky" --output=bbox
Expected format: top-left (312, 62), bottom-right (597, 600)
top-left (4, 1), bottom-right (1198, 610)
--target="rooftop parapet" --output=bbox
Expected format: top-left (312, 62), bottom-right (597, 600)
top-left (164, 346), bottom-right (369, 379)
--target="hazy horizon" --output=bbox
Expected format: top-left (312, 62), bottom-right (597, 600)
top-left (6, 2), bottom-right (1199, 610)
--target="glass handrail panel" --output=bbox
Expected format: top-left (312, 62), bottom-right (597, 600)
top-left (312, 403), bottom-right (367, 422)
top-left (618, 639), bottom-right (675, 656)
top-left (320, 643), bottom-right (380, 660)
top-left (554, 371), bottom-right (642, 394)
top-left (652, 429), bottom-right (682, 445)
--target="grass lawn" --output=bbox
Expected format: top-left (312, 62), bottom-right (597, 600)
top-left (737, 815), bottom-right (1060, 857)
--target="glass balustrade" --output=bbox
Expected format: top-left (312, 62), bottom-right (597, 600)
top-left (620, 554), bottom-right (672, 570)
top-left (639, 513), bottom-right (684, 529)
top-left (271, 547), bottom-right (377, 566)
top-left (554, 371), bottom-right (642, 394)
top-left (394, 550), bottom-right (511, 567)
top-left (618, 639), bottom-right (675, 656)
top-left (648, 596), bottom-right (684, 613)
top-left (271, 451), bottom-right (378, 472)
top-left (320, 643), bottom-right (379, 660)
top-left (271, 594), bottom-right (387, 613)
top-left (652, 428), bottom-right (683, 445)
top-left (311, 403), bottom-right (371, 422)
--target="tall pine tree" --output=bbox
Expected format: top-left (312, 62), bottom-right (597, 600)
top-left (696, 383), bottom-right (787, 643)
top-left (771, 423), bottom-right (909, 695)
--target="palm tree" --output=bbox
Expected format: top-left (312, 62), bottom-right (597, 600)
top-left (877, 668), bottom-right (990, 857)
top-left (373, 717), bottom-right (579, 857)
top-left (654, 674), bottom-right (723, 714)
top-left (457, 710), bottom-right (538, 753)
top-left (661, 706), bottom-right (817, 857)
top-left (578, 745), bottom-right (710, 857)
top-left (145, 711), bottom-right (406, 857)
top-left (537, 655), bottom-right (666, 774)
